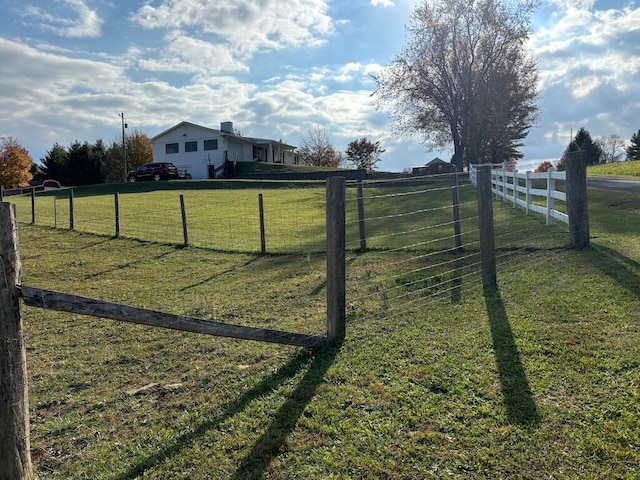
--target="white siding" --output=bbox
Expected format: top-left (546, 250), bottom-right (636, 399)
top-left (152, 124), bottom-right (226, 179)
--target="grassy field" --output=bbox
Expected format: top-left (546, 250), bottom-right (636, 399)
top-left (588, 160), bottom-right (640, 177)
top-left (10, 178), bottom-right (640, 478)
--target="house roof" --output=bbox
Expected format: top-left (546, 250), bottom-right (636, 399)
top-left (150, 121), bottom-right (221, 141)
top-left (151, 121), bottom-right (296, 149)
top-left (245, 136), bottom-right (296, 150)
top-left (425, 157), bottom-right (449, 166)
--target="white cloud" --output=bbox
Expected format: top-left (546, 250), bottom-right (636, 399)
top-left (371, 0), bottom-right (396, 6)
top-left (131, 0), bottom-right (334, 57)
top-left (137, 31), bottom-right (248, 75)
top-left (22, 0), bottom-right (103, 38)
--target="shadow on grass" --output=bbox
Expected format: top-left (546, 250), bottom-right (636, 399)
top-left (115, 344), bottom-right (339, 479)
top-left (179, 255), bottom-right (262, 291)
top-left (483, 285), bottom-right (540, 427)
top-left (586, 244), bottom-right (640, 299)
top-left (231, 344), bottom-right (340, 480)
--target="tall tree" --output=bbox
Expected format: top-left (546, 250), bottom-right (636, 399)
top-left (0, 137), bottom-right (33, 187)
top-left (626, 129), bottom-right (640, 161)
top-left (345, 137), bottom-right (385, 171)
top-left (298, 126), bottom-right (342, 168)
top-left (556, 140), bottom-right (581, 172)
top-left (104, 140), bottom-right (125, 183)
top-left (573, 128), bottom-right (602, 166)
top-left (66, 141), bottom-right (105, 186)
top-left (40, 143), bottom-right (70, 184)
top-left (597, 134), bottom-right (625, 163)
top-left (126, 130), bottom-right (153, 170)
top-left (374, 0), bottom-right (539, 170)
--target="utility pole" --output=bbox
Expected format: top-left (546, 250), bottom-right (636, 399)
top-left (120, 112), bottom-right (128, 182)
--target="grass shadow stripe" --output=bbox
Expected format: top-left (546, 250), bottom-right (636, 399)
top-left (483, 285), bottom-right (540, 427)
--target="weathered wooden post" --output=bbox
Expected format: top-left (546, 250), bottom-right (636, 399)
top-left (114, 192), bottom-right (120, 238)
top-left (258, 193), bottom-right (266, 254)
top-left (180, 194), bottom-right (188, 247)
top-left (326, 177), bottom-right (346, 343)
top-left (476, 165), bottom-right (497, 287)
top-left (69, 188), bottom-right (74, 231)
top-left (356, 180), bottom-right (366, 252)
top-left (450, 167), bottom-right (462, 253)
top-left (0, 203), bottom-right (34, 479)
top-left (566, 150), bottom-right (589, 249)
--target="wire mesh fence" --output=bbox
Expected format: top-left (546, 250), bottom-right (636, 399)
top-left (8, 171), bottom-right (584, 328)
top-left (345, 171), bottom-right (576, 323)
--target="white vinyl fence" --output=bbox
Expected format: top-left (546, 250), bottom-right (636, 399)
top-left (469, 163), bottom-right (568, 225)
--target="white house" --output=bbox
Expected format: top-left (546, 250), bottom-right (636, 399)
top-left (150, 121), bottom-right (298, 179)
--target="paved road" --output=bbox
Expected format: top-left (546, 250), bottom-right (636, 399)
top-left (587, 176), bottom-right (640, 193)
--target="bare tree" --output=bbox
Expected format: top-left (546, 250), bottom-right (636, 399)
top-left (597, 135), bottom-right (626, 163)
top-left (298, 126), bottom-right (342, 168)
top-left (374, 0), bottom-right (540, 170)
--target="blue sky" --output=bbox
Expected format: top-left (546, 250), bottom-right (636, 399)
top-left (0, 0), bottom-right (638, 172)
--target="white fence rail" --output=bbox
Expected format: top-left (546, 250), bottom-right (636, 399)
top-left (469, 163), bottom-right (568, 225)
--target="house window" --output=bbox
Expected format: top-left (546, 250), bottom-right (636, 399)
top-left (185, 141), bottom-right (197, 152)
top-left (166, 143), bottom-right (179, 154)
top-left (204, 139), bottom-right (218, 150)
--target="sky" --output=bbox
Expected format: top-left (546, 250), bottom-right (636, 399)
top-left (0, 0), bottom-right (638, 173)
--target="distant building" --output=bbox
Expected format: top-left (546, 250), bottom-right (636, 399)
top-left (150, 121), bottom-right (297, 180)
top-left (412, 158), bottom-right (455, 176)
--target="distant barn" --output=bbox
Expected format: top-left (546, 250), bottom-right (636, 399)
top-left (412, 158), bottom-right (454, 176)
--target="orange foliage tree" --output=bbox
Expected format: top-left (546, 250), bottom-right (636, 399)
top-left (0, 137), bottom-right (33, 187)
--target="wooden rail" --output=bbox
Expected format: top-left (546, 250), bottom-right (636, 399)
top-left (470, 163), bottom-right (568, 225)
top-left (18, 286), bottom-right (326, 349)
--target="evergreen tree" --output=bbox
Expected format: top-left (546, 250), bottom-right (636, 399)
top-left (67, 141), bottom-right (105, 186)
top-left (626, 129), bottom-right (640, 161)
top-left (40, 143), bottom-right (70, 184)
top-left (573, 127), bottom-right (603, 166)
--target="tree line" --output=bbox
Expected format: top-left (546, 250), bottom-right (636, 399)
top-left (0, 132), bottom-right (152, 188)
top-left (535, 128), bottom-right (640, 172)
top-left (36, 131), bottom-right (152, 186)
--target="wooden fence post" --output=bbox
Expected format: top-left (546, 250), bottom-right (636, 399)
top-left (69, 189), bottom-right (74, 231)
top-left (326, 177), bottom-right (346, 343)
top-left (258, 193), bottom-right (266, 254)
top-left (114, 193), bottom-right (120, 238)
top-left (476, 165), bottom-right (497, 288)
top-left (566, 150), bottom-right (589, 249)
top-left (356, 180), bottom-right (366, 252)
top-left (180, 194), bottom-right (188, 247)
top-left (30, 189), bottom-right (35, 225)
top-left (0, 202), bottom-right (34, 479)
top-left (450, 167), bottom-right (462, 253)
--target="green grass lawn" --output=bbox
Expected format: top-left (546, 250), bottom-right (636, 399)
top-left (10, 178), bottom-right (640, 478)
top-left (588, 160), bottom-right (640, 177)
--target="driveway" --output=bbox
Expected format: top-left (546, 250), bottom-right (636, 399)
top-left (587, 176), bottom-right (640, 193)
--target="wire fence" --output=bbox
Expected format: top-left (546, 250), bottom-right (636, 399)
top-left (345, 171), bottom-right (578, 322)
top-left (8, 171), bottom-right (586, 327)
